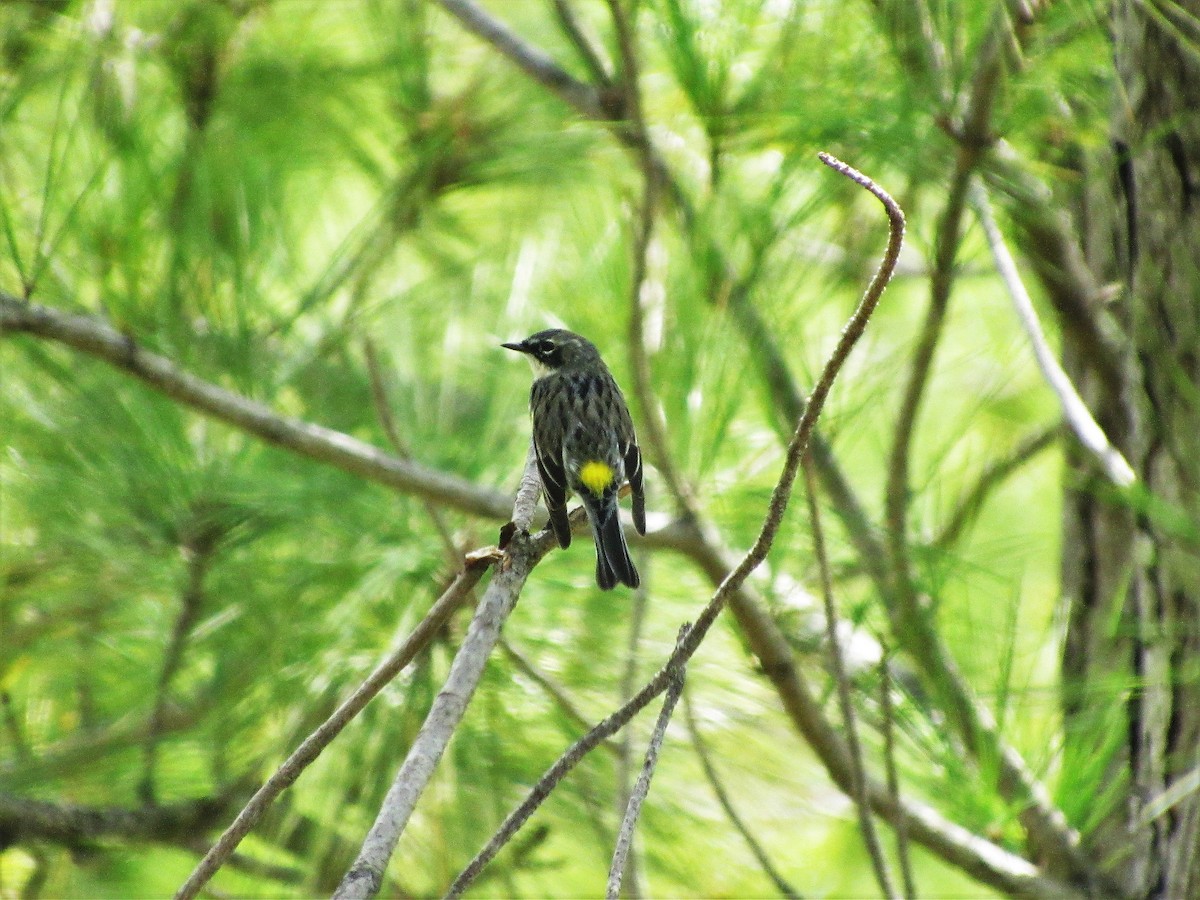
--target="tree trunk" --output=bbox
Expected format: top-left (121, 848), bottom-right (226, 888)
top-left (1061, 2), bottom-right (1200, 896)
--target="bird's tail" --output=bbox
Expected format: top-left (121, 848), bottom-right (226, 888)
top-left (589, 497), bottom-right (639, 590)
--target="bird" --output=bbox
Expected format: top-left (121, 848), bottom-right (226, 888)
top-left (503, 328), bottom-right (646, 589)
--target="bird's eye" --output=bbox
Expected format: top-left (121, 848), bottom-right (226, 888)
top-left (536, 340), bottom-right (555, 355)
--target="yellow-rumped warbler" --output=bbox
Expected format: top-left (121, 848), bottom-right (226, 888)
top-left (503, 329), bottom-right (646, 589)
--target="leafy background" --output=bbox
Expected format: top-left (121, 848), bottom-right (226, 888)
top-left (1, 0), bottom-right (1120, 897)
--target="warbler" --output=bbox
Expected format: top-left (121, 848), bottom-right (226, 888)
top-left (503, 329), bottom-right (646, 590)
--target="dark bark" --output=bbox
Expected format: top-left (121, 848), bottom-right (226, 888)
top-left (1058, 2), bottom-right (1200, 896)
top-left (0, 793), bottom-right (231, 851)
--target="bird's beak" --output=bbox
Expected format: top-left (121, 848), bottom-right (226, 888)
top-left (501, 341), bottom-right (527, 353)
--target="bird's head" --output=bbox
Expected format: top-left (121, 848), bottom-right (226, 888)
top-left (502, 329), bottom-right (599, 377)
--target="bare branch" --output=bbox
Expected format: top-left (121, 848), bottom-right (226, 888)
top-left (0, 293), bottom-right (514, 520)
top-left (970, 181), bottom-right (1135, 486)
top-left (682, 688), bottom-right (801, 899)
top-left (333, 524), bottom-right (561, 899)
top-left (550, 0), bottom-right (612, 85)
top-left (879, 643), bottom-right (917, 900)
top-left (614, 559), bottom-right (651, 897)
top-left (511, 442), bottom-right (543, 534)
top-left (175, 560), bottom-right (490, 900)
top-left (606, 638), bottom-right (687, 900)
top-left (806, 460), bottom-right (897, 899)
top-left (436, 0), bottom-right (606, 119)
top-left (1, 792), bottom-right (235, 849)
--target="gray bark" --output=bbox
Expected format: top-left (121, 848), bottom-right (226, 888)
top-left (1059, 2), bottom-right (1200, 895)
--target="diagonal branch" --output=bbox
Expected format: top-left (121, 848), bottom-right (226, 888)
top-left (437, 0), bottom-right (607, 119)
top-left (434, 0), bottom-right (890, 599)
top-left (550, 0), bottom-right (613, 86)
top-left (175, 559), bottom-right (491, 900)
top-left (0, 292), bottom-right (512, 519)
top-left (445, 156), bottom-right (1081, 900)
top-left (606, 631), bottom-right (686, 899)
top-left (985, 144), bottom-right (1125, 394)
top-left (970, 181), bottom-right (1134, 486)
top-left (333, 454), bottom-right (567, 900)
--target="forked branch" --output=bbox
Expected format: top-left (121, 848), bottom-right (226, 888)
top-left (446, 153), bottom-right (908, 897)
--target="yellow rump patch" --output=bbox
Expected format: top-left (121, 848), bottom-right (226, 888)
top-left (579, 460), bottom-right (615, 496)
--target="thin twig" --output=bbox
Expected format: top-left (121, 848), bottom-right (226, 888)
top-left (550, 0), bottom-right (612, 85)
top-left (984, 144), bottom-right (1124, 396)
top-left (437, 0), bottom-right (606, 118)
top-left (969, 181), bottom-right (1134, 486)
top-left (614, 557), bottom-right (651, 897)
top-left (607, 631), bottom-right (688, 899)
top-left (175, 560), bottom-right (490, 900)
top-left (447, 153), bottom-right (906, 899)
top-left (682, 687), bottom-right (801, 899)
top-left (444, 661), bottom-right (671, 898)
top-left (363, 337), bottom-right (461, 565)
top-left (879, 641), bottom-right (917, 899)
top-left (805, 459), bottom-right (898, 899)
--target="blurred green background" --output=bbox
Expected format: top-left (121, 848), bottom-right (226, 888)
top-left (0, 0), bottom-right (1123, 897)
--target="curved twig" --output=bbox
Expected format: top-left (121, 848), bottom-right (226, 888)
top-left (446, 153), bottom-right (906, 898)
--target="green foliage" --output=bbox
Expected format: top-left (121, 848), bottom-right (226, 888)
top-left (0, 0), bottom-right (1134, 896)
